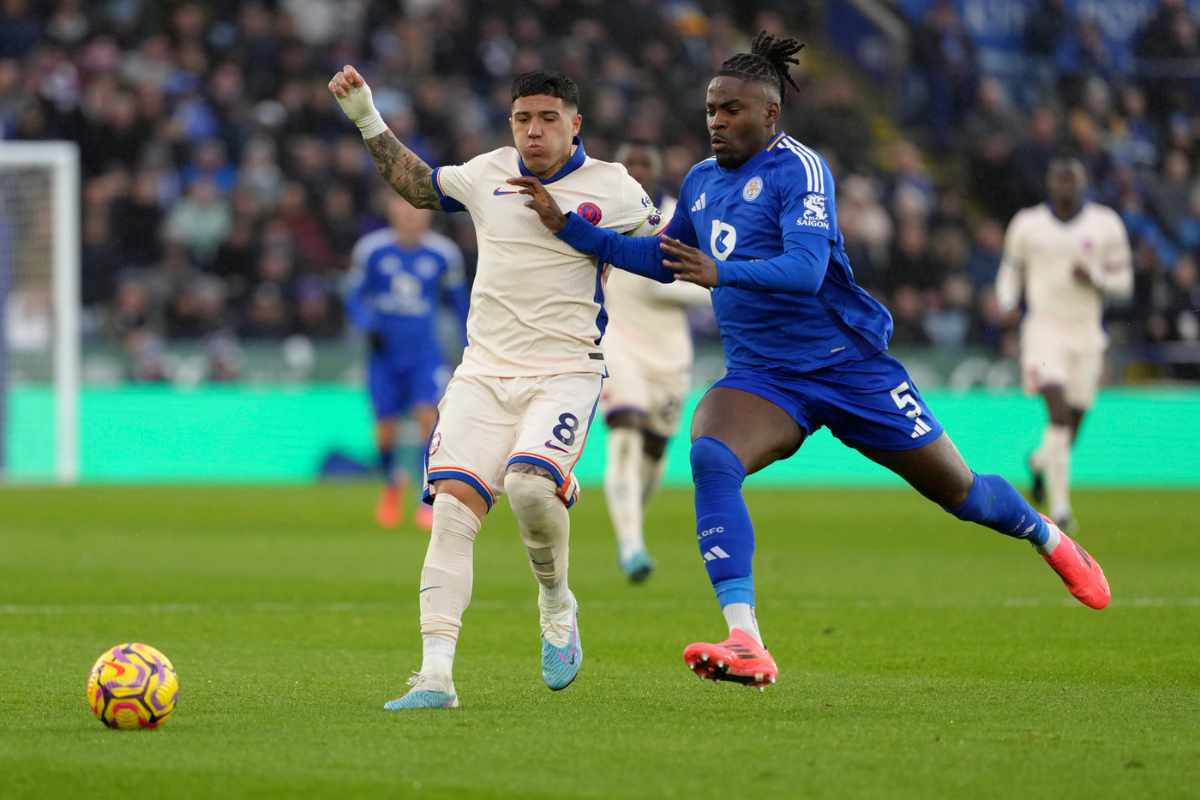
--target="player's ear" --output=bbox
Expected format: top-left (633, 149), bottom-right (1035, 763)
top-left (572, 113), bottom-right (582, 136)
top-left (764, 99), bottom-right (781, 127)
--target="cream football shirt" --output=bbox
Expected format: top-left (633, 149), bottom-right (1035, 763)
top-left (433, 139), bottom-right (655, 377)
top-left (996, 201), bottom-right (1133, 350)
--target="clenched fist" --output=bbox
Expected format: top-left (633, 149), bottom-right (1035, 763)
top-left (329, 65), bottom-right (387, 139)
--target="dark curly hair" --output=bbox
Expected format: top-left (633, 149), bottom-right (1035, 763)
top-left (716, 31), bottom-right (805, 103)
top-left (511, 70), bottom-right (580, 107)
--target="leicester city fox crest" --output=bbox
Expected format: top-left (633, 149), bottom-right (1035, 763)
top-left (797, 193), bottom-right (830, 230)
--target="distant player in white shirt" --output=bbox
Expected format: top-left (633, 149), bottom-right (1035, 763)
top-left (996, 156), bottom-right (1132, 531)
top-left (330, 65), bottom-right (657, 709)
top-left (602, 142), bottom-right (711, 582)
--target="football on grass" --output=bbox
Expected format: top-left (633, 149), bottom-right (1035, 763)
top-left (87, 643), bottom-right (179, 730)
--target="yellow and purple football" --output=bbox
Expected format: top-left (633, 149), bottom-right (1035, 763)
top-left (86, 643), bottom-right (179, 730)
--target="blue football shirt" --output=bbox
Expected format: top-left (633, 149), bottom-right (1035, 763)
top-left (672, 133), bottom-right (893, 374)
top-left (344, 228), bottom-right (469, 365)
top-left (558, 132), bottom-right (894, 375)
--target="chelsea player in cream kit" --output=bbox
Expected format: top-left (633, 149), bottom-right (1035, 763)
top-left (996, 156), bottom-right (1132, 532)
top-left (603, 142), bottom-right (711, 582)
top-left (330, 65), bottom-right (657, 709)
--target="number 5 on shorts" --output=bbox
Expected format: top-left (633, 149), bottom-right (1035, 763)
top-left (891, 382), bottom-right (922, 419)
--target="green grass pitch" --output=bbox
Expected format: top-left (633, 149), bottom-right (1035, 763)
top-left (2, 485), bottom-right (1198, 798)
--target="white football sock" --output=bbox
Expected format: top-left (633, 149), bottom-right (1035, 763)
top-left (1030, 427), bottom-right (1050, 473)
top-left (1037, 521), bottom-right (1062, 555)
top-left (505, 471), bottom-right (571, 608)
top-left (640, 451), bottom-right (667, 507)
top-left (722, 602), bottom-right (763, 646)
top-left (418, 493), bottom-right (480, 682)
top-left (1045, 424), bottom-right (1072, 522)
top-left (604, 427), bottom-right (645, 562)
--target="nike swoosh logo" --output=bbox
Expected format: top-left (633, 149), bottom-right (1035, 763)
top-left (493, 188), bottom-right (520, 196)
top-left (530, 558), bottom-right (554, 566)
top-left (419, 586), bottom-right (441, 594)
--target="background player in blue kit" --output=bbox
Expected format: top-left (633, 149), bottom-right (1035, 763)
top-left (512, 32), bottom-right (1112, 690)
top-left (346, 194), bottom-right (469, 530)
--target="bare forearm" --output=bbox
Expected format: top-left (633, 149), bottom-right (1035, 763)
top-left (364, 129), bottom-right (439, 210)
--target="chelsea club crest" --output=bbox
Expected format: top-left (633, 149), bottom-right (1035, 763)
top-left (742, 176), bottom-right (763, 202)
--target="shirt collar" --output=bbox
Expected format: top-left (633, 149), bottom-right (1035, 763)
top-left (518, 136), bottom-right (587, 183)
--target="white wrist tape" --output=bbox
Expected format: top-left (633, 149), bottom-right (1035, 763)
top-left (356, 110), bottom-right (387, 140)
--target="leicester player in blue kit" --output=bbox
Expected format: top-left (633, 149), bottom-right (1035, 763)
top-left (346, 195), bottom-right (469, 530)
top-left (512, 32), bottom-right (1111, 690)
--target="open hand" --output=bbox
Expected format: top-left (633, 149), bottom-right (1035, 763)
top-left (507, 177), bottom-right (567, 233)
top-left (662, 236), bottom-right (718, 287)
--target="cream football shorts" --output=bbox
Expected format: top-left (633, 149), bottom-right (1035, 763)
top-left (424, 372), bottom-right (604, 511)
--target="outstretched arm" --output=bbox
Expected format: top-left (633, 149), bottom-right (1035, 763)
top-left (660, 234), bottom-right (829, 292)
top-left (507, 176), bottom-right (682, 283)
top-left (329, 65), bottom-right (440, 210)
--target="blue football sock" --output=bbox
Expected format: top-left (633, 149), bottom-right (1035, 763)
top-left (947, 472), bottom-right (1049, 547)
top-left (690, 436), bottom-right (756, 607)
top-left (404, 443), bottom-right (426, 491)
top-left (379, 447), bottom-right (397, 485)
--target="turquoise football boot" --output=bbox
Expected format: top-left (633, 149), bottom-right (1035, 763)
top-left (620, 550), bottom-right (656, 584)
top-left (383, 673), bottom-right (458, 710)
top-left (540, 594), bottom-right (582, 691)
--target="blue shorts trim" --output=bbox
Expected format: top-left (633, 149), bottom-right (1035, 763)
top-left (714, 352), bottom-right (944, 452)
top-left (425, 468), bottom-right (495, 511)
top-left (507, 454), bottom-right (566, 485)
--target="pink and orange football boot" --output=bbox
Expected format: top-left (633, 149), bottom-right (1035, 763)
top-left (375, 485), bottom-right (402, 529)
top-left (683, 628), bottom-right (778, 690)
top-left (1041, 516), bottom-right (1111, 609)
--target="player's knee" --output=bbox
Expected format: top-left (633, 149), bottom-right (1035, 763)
top-left (642, 432), bottom-right (668, 461)
top-left (606, 409), bottom-right (644, 430)
top-left (689, 436), bottom-right (745, 485)
top-left (503, 470), bottom-right (558, 516)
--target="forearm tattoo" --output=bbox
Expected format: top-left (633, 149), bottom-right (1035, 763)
top-left (364, 129), bottom-right (441, 210)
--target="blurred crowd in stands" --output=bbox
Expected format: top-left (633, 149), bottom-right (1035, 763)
top-left (1, 0), bottom-right (1197, 382)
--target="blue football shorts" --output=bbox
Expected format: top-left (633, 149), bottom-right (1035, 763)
top-left (713, 352), bottom-right (944, 452)
top-left (368, 354), bottom-right (446, 420)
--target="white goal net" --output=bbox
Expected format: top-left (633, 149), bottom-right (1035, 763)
top-left (0, 142), bottom-right (79, 483)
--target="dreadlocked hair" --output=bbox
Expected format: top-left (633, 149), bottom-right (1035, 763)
top-left (717, 31), bottom-right (805, 102)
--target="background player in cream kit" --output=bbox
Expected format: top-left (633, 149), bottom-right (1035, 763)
top-left (602, 142), bottom-right (712, 582)
top-left (330, 64), bottom-right (657, 709)
top-left (996, 156), bottom-right (1132, 531)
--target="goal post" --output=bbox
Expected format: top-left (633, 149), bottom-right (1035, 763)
top-left (0, 141), bottom-right (80, 483)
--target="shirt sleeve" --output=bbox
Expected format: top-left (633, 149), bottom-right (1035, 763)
top-left (995, 212), bottom-right (1025, 313)
top-left (342, 251), bottom-right (377, 331)
top-left (716, 234), bottom-right (831, 293)
top-left (431, 153), bottom-right (491, 214)
top-left (556, 213), bottom-right (673, 282)
top-left (1093, 210), bottom-right (1133, 300)
top-left (555, 175), bottom-right (699, 282)
top-left (605, 168), bottom-right (656, 234)
top-left (716, 162), bottom-right (835, 294)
